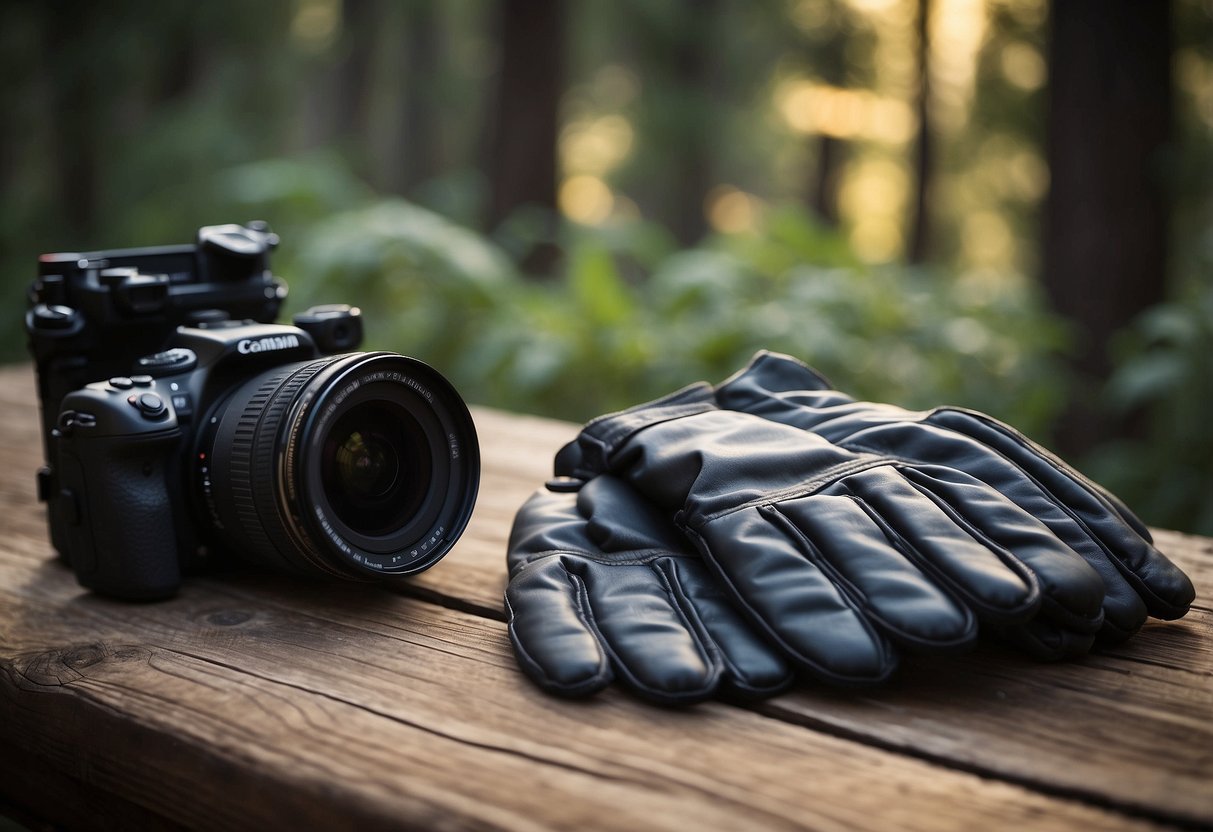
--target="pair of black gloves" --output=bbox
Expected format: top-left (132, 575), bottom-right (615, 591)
top-left (504, 352), bottom-right (1196, 704)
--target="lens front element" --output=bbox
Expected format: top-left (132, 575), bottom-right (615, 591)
top-left (322, 401), bottom-right (431, 536)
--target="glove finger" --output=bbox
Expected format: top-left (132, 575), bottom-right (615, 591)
top-left (995, 619), bottom-right (1097, 661)
top-left (928, 409), bottom-right (1195, 620)
top-left (662, 557), bottom-right (794, 697)
top-left (687, 507), bottom-right (898, 684)
top-left (505, 557), bottom-right (613, 697)
top-left (578, 558), bottom-right (722, 704)
top-left (772, 492), bottom-right (977, 650)
top-left (710, 352), bottom-right (1193, 621)
top-left (829, 467), bottom-right (1048, 623)
top-left (829, 424), bottom-right (1130, 630)
top-left (898, 461), bottom-right (1142, 637)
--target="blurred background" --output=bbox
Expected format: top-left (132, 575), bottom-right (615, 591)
top-left (0, 0), bottom-right (1210, 532)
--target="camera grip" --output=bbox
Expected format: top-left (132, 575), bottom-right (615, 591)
top-left (58, 429), bottom-right (184, 600)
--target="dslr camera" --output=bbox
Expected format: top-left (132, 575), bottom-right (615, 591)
top-left (26, 222), bottom-right (479, 600)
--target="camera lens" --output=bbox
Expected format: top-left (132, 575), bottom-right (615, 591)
top-left (201, 352), bottom-right (479, 580)
top-left (321, 401), bottom-right (430, 535)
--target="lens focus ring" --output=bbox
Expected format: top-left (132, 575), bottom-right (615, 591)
top-left (224, 358), bottom-right (338, 576)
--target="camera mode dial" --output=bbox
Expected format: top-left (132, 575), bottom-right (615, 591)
top-left (135, 348), bottom-right (198, 377)
top-left (28, 303), bottom-right (83, 334)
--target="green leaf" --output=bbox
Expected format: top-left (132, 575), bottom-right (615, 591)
top-left (569, 244), bottom-right (635, 326)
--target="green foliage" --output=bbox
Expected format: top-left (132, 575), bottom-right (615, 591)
top-left (1, 0), bottom-right (1208, 537)
top-left (278, 194), bottom-right (1069, 439)
top-left (1086, 276), bottom-right (1213, 535)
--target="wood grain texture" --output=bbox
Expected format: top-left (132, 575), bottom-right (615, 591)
top-left (0, 553), bottom-right (1174, 832)
top-left (0, 361), bottom-right (1209, 830)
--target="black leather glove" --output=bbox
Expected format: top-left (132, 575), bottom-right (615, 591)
top-left (710, 352), bottom-right (1196, 655)
top-left (506, 474), bottom-right (793, 704)
top-left (553, 356), bottom-right (1193, 684)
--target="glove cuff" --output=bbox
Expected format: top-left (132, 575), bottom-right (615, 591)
top-left (554, 381), bottom-right (717, 480)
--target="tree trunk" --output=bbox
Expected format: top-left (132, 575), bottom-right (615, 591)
top-left (1043, 0), bottom-right (1172, 453)
top-left (485, 0), bottom-right (562, 228)
top-left (907, 0), bottom-right (933, 264)
top-left (43, 0), bottom-right (99, 243)
top-left (667, 0), bottom-right (718, 246)
top-left (395, 1), bottom-right (440, 194)
top-left (810, 135), bottom-right (844, 226)
top-left (803, 9), bottom-right (849, 228)
top-left (332, 0), bottom-right (376, 146)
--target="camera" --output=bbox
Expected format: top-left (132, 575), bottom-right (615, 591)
top-left (26, 222), bottom-right (480, 600)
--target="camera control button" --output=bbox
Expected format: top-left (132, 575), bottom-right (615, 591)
top-left (29, 303), bottom-right (81, 332)
top-left (136, 348), bottom-right (198, 377)
top-left (130, 375), bottom-right (154, 387)
top-left (56, 410), bottom-right (97, 433)
top-left (130, 392), bottom-right (167, 418)
top-left (109, 376), bottom-right (134, 389)
top-left (185, 309), bottom-right (230, 326)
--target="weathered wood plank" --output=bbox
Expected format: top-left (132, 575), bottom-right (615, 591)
top-left (0, 554), bottom-right (1174, 832)
top-left (759, 612), bottom-right (1212, 825)
top-left (1, 360), bottom-right (1210, 830)
top-left (0, 744), bottom-right (186, 832)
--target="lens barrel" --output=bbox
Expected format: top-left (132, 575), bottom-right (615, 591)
top-left (202, 352), bottom-right (479, 580)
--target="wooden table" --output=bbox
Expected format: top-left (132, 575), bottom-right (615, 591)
top-left (0, 362), bottom-right (1209, 831)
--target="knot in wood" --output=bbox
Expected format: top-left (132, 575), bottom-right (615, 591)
top-left (205, 610), bottom-right (253, 627)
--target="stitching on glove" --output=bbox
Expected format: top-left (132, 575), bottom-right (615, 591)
top-left (689, 512), bottom-right (897, 685)
top-left (687, 454), bottom-right (893, 526)
top-left (588, 402), bottom-right (719, 461)
top-left (767, 501), bottom-right (976, 651)
top-left (510, 549), bottom-right (700, 574)
top-left (842, 435), bottom-right (1124, 573)
top-left (928, 413), bottom-right (1183, 612)
top-left (563, 568), bottom-right (616, 690)
top-left (763, 501), bottom-right (876, 617)
top-left (925, 408), bottom-right (1142, 549)
top-left (831, 496), bottom-right (978, 649)
top-left (845, 433), bottom-right (1181, 617)
top-left (836, 438), bottom-right (1124, 578)
top-left (576, 561), bottom-right (719, 704)
top-left (503, 577), bottom-right (613, 697)
top-left (893, 469), bottom-right (1043, 621)
top-left (648, 557), bottom-right (722, 697)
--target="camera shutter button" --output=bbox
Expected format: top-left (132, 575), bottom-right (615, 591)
top-left (129, 392), bottom-right (167, 418)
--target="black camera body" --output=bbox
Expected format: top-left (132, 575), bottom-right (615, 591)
top-left (28, 223), bottom-right (479, 600)
top-left (28, 221), bottom-right (286, 457)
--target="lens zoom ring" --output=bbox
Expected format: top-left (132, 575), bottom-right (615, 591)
top-left (229, 359), bottom-right (331, 572)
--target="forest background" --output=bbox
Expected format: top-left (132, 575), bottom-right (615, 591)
top-left (1, 0), bottom-right (1210, 533)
